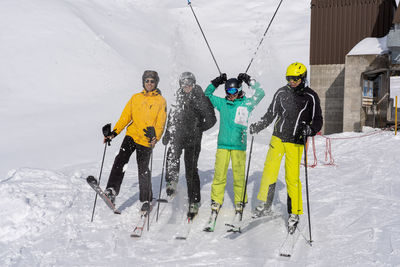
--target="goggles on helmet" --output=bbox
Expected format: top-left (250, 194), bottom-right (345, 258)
top-left (226, 87), bottom-right (239, 95)
top-left (180, 78), bottom-right (194, 87)
top-left (286, 76), bottom-right (302, 83)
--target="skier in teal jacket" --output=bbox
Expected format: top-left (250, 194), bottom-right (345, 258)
top-left (205, 73), bottom-right (265, 220)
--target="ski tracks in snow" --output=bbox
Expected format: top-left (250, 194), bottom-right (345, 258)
top-left (305, 132), bottom-right (400, 265)
top-left (0, 168), bottom-right (81, 265)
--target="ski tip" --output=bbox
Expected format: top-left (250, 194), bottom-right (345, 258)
top-left (86, 176), bottom-right (96, 182)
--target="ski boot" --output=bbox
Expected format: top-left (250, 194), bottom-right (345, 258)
top-left (227, 202), bottom-right (244, 233)
top-left (211, 200), bottom-right (221, 213)
top-left (235, 202), bottom-right (244, 215)
top-left (203, 200), bottom-right (221, 232)
top-left (187, 201), bottom-right (200, 220)
top-left (104, 187), bottom-right (116, 205)
top-left (287, 214), bottom-right (299, 234)
top-left (166, 180), bottom-right (177, 197)
top-left (141, 201), bottom-right (150, 214)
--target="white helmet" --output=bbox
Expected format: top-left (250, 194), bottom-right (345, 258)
top-left (179, 71), bottom-right (196, 87)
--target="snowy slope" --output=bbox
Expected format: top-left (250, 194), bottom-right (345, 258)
top-left (1, 0), bottom-right (400, 266)
top-left (1, 130), bottom-right (400, 266)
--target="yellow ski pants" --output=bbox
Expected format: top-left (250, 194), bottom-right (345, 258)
top-left (257, 136), bottom-right (304, 215)
top-left (211, 149), bottom-right (247, 206)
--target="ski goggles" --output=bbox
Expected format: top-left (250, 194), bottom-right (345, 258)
top-left (226, 87), bottom-right (239, 95)
top-left (145, 79), bottom-right (156, 84)
top-left (180, 78), bottom-right (194, 87)
top-left (286, 76), bottom-right (302, 83)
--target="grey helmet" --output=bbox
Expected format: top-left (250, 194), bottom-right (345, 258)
top-left (179, 71), bottom-right (196, 88)
top-left (142, 70), bottom-right (159, 88)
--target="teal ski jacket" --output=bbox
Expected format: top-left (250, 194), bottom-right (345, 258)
top-left (205, 81), bottom-right (265, 151)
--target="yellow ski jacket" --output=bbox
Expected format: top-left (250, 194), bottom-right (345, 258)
top-left (113, 89), bottom-right (167, 148)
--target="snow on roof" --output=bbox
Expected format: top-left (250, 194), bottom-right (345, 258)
top-left (347, 36), bottom-right (388, 56)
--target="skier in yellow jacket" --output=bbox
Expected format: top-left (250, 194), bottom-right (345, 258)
top-left (103, 70), bottom-right (167, 212)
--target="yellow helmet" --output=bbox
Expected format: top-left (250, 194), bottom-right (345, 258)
top-left (286, 62), bottom-right (307, 79)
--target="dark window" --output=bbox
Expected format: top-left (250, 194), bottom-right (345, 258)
top-left (363, 80), bottom-right (373, 98)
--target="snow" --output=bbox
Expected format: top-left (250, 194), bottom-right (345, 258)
top-left (1, 0), bottom-right (400, 266)
top-left (347, 36), bottom-right (389, 56)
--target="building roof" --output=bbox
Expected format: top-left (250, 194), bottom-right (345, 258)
top-left (310, 0), bottom-right (396, 65)
top-left (347, 36), bottom-right (388, 56)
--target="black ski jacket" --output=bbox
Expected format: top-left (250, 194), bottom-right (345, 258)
top-left (256, 85), bottom-right (323, 144)
top-left (165, 85), bottom-right (216, 144)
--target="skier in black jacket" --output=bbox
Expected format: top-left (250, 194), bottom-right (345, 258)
top-left (162, 72), bottom-right (216, 216)
top-left (249, 62), bottom-right (323, 234)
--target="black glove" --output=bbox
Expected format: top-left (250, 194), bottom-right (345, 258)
top-left (143, 126), bottom-right (156, 143)
top-left (249, 122), bottom-right (265, 135)
top-left (162, 131), bottom-right (170, 145)
top-left (102, 123), bottom-right (112, 137)
top-left (238, 73), bottom-right (251, 86)
top-left (211, 73), bottom-right (227, 88)
top-left (299, 122), bottom-right (314, 137)
top-left (102, 124), bottom-right (117, 145)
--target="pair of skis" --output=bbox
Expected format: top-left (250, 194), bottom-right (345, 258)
top-left (204, 209), bottom-right (280, 233)
top-left (203, 211), bottom-right (244, 233)
top-left (225, 212), bottom-right (282, 234)
top-left (133, 209), bottom-right (200, 240)
top-left (203, 210), bottom-right (247, 233)
top-left (87, 176), bottom-right (304, 253)
top-left (86, 176), bottom-right (155, 238)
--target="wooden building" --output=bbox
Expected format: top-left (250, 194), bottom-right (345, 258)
top-left (309, 0), bottom-right (397, 133)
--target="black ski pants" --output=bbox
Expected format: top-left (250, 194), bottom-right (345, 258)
top-left (165, 137), bottom-right (201, 203)
top-left (106, 136), bottom-right (152, 202)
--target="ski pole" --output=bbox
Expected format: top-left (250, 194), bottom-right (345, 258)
top-left (90, 140), bottom-right (110, 222)
top-left (244, 0), bottom-right (284, 74)
top-left (156, 144), bottom-right (168, 222)
top-left (187, 0), bottom-right (222, 75)
top-left (303, 135), bottom-right (313, 244)
top-left (241, 135), bottom-right (255, 221)
top-left (90, 124), bottom-right (112, 222)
